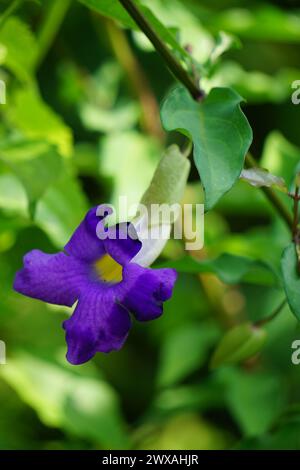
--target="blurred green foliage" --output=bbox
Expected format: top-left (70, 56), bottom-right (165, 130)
top-left (0, 0), bottom-right (300, 451)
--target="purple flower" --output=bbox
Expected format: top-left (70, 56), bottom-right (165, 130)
top-left (13, 205), bottom-right (177, 365)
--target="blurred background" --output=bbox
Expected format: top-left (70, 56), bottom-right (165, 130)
top-left (0, 0), bottom-right (300, 450)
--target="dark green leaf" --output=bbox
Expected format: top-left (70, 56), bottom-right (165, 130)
top-left (220, 369), bottom-right (285, 437)
top-left (281, 243), bottom-right (300, 320)
top-left (161, 86), bottom-right (253, 209)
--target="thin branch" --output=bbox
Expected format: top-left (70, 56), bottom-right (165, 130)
top-left (118, 0), bottom-right (204, 101)
top-left (118, 0), bottom-right (294, 230)
top-left (245, 154), bottom-right (293, 229)
top-left (255, 299), bottom-right (287, 327)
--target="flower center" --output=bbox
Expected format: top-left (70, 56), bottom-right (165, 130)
top-left (94, 254), bottom-right (123, 284)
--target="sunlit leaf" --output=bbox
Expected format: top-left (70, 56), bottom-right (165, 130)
top-left (0, 16), bottom-right (36, 80)
top-left (100, 131), bottom-right (161, 221)
top-left (0, 139), bottom-right (63, 205)
top-left (0, 354), bottom-right (129, 449)
top-left (0, 173), bottom-right (28, 216)
top-left (35, 174), bottom-right (88, 246)
top-left (261, 132), bottom-right (300, 187)
top-left (8, 87), bottom-right (73, 157)
top-left (138, 413), bottom-right (228, 450)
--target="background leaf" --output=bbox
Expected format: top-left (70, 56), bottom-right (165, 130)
top-left (158, 253), bottom-right (279, 286)
top-left (157, 323), bottom-right (219, 387)
top-left (210, 323), bottom-right (267, 368)
top-left (0, 354), bottom-right (129, 449)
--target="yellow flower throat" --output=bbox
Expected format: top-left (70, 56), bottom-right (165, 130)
top-left (94, 254), bottom-right (123, 284)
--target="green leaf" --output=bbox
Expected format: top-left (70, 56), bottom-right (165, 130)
top-left (157, 253), bottom-right (279, 287)
top-left (0, 139), bottom-right (63, 205)
top-left (0, 172), bottom-right (28, 216)
top-left (157, 323), bottom-right (219, 387)
top-left (161, 86), bottom-right (253, 210)
top-left (8, 87), bottom-right (73, 157)
top-left (153, 381), bottom-right (225, 415)
top-left (281, 244), bottom-right (300, 321)
top-left (210, 323), bottom-right (267, 368)
top-left (0, 17), bottom-right (37, 80)
top-left (0, 354), bottom-right (129, 449)
top-left (241, 168), bottom-right (287, 193)
top-left (220, 369), bottom-right (285, 437)
top-left (80, 101), bottom-right (139, 133)
top-left (79, 0), bottom-right (136, 28)
top-left (138, 413), bottom-right (228, 450)
top-left (35, 173), bottom-right (88, 247)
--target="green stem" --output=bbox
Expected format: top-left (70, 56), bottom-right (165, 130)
top-left (245, 154), bottom-right (293, 229)
top-left (255, 299), bottom-right (287, 327)
top-left (118, 0), bottom-right (204, 100)
top-left (0, 0), bottom-right (23, 30)
top-left (33, 0), bottom-right (72, 69)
